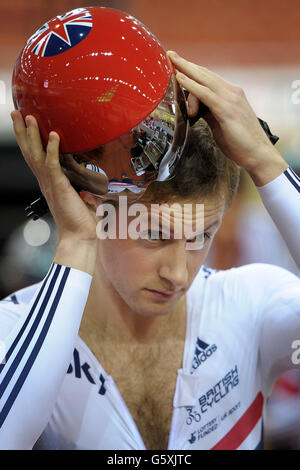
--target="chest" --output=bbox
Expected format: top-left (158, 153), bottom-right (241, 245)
top-left (84, 337), bottom-right (185, 450)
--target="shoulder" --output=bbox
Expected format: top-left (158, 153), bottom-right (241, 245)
top-left (0, 282), bottom-right (42, 340)
top-left (218, 262), bottom-right (299, 285)
top-left (195, 262), bottom-right (299, 287)
top-left (190, 263), bottom-right (300, 310)
top-left (222, 263), bottom-right (300, 305)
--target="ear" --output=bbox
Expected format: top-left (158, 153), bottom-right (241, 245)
top-left (79, 191), bottom-right (99, 211)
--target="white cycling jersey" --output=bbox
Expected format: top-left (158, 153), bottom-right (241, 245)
top-left (0, 167), bottom-right (299, 450)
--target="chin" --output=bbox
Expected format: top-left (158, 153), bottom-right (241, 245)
top-left (131, 299), bottom-right (179, 318)
top-left (135, 308), bottom-right (174, 318)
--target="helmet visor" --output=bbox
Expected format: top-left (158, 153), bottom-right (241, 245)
top-left (60, 74), bottom-right (189, 200)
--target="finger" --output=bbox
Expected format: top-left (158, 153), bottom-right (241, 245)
top-left (45, 132), bottom-right (64, 178)
top-left (187, 93), bottom-right (199, 117)
top-left (11, 110), bottom-right (29, 159)
top-left (167, 51), bottom-right (235, 96)
top-left (26, 115), bottom-right (46, 164)
top-left (176, 72), bottom-right (224, 119)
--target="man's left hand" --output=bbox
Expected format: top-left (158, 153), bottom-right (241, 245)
top-left (167, 51), bottom-right (288, 186)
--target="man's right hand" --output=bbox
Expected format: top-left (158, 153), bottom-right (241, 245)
top-left (11, 110), bottom-right (98, 275)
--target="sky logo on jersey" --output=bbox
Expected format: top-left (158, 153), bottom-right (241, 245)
top-left (27, 8), bottom-right (93, 57)
top-left (202, 266), bottom-right (215, 279)
top-left (67, 348), bottom-right (106, 396)
top-left (1, 294), bottom-right (19, 304)
top-left (191, 337), bottom-right (217, 374)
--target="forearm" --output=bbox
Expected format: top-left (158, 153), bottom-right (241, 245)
top-left (53, 238), bottom-right (98, 276)
top-left (247, 147), bottom-right (288, 187)
top-left (250, 162), bottom-right (300, 270)
top-left (0, 241), bottom-right (95, 449)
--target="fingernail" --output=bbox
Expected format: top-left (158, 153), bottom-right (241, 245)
top-left (177, 72), bottom-right (185, 80)
top-left (168, 50), bottom-right (180, 59)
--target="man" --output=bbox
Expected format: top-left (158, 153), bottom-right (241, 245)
top-left (0, 52), bottom-right (299, 450)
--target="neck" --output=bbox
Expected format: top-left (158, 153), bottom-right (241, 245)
top-left (81, 261), bottom-right (186, 346)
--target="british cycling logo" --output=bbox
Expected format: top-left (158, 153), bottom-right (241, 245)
top-left (191, 337), bottom-right (217, 374)
top-left (67, 348), bottom-right (106, 395)
top-left (187, 365), bottom-right (239, 445)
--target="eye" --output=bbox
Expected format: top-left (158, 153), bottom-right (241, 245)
top-left (200, 232), bottom-right (211, 242)
top-left (187, 232), bottom-right (211, 244)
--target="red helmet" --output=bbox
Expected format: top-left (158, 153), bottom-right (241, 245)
top-left (12, 6), bottom-right (189, 198)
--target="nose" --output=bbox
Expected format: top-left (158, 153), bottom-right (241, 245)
top-left (158, 241), bottom-right (188, 291)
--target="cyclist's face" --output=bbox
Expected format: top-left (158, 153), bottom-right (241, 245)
top-left (97, 196), bottom-right (225, 317)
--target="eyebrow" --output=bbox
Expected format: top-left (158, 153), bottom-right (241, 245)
top-left (151, 218), bottom-right (220, 234)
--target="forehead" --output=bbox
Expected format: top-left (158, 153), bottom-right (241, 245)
top-left (120, 196), bottom-right (225, 232)
top-left (138, 196), bottom-right (225, 216)
top-left (97, 195), bottom-right (225, 244)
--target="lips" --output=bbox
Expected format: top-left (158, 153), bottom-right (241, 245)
top-left (144, 288), bottom-right (179, 300)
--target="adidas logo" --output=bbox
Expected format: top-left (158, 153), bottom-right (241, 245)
top-left (191, 337), bottom-right (217, 373)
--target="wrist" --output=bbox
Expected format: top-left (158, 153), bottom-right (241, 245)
top-left (53, 237), bottom-right (98, 276)
top-left (246, 148), bottom-right (288, 187)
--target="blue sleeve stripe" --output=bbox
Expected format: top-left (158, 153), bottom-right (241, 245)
top-left (0, 264), bottom-right (55, 375)
top-left (0, 265), bottom-right (62, 399)
top-left (0, 266), bottom-right (70, 429)
top-left (284, 168), bottom-right (300, 194)
top-left (289, 167), bottom-right (300, 183)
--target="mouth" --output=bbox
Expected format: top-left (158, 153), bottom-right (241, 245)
top-left (144, 288), bottom-right (180, 301)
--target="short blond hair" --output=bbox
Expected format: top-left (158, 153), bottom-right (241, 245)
top-left (141, 118), bottom-right (240, 210)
